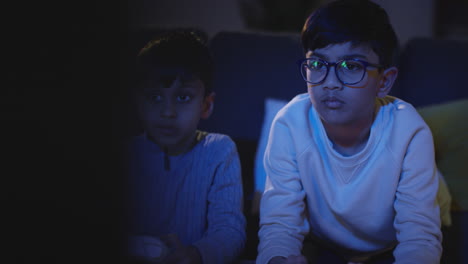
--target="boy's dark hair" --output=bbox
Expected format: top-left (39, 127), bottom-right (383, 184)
top-left (134, 28), bottom-right (214, 95)
top-left (301, 0), bottom-right (399, 68)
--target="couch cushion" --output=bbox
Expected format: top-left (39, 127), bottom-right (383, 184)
top-left (395, 38), bottom-right (468, 108)
top-left (199, 31), bottom-right (306, 141)
top-left (254, 98), bottom-right (288, 193)
top-left (417, 99), bottom-right (468, 211)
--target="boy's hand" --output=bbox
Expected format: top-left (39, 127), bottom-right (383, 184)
top-left (269, 255), bottom-right (308, 264)
top-left (161, 234), bottom-right (202, 264)
top-left (128, 234), bottom-right (169, 261)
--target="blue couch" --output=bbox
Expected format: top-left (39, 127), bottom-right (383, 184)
top-left (199, 31), bottom-right (468, 263)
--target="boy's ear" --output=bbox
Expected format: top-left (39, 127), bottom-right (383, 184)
top-left (201, 92), bottom-right (215, 119)
top-left (377, 66), bottom-right (398, 98)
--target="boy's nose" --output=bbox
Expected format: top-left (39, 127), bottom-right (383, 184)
top-left (322, 66), bottom-right (342, 90)
top-left (161, 101), bottom-right (177, 118)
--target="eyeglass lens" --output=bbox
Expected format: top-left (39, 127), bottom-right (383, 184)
top-left (301, 59), bottom-right (366, 84)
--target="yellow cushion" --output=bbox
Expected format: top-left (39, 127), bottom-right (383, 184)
top-left (417, 99), bottom-right (468, 211)
top-left (437, 169), bottom-right (452, 226)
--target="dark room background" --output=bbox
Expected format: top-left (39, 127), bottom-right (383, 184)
top-left (3, 0), bottom-right (467, 263)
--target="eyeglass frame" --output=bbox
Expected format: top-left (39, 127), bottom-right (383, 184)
top-left (297, 58), bottom-right (384, 85)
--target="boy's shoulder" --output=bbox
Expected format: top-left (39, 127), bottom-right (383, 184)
top-left (198, 132), bottom-right (237, 150)
top-left (376, 96), bottom-right (434, 144)
top-left (200, 131), bottom-right (234, 145)
top-left (274, 93), bottom-right (311, 121)
top-left (194, 131), bottom-right (240, 163)
top-left (287, 93), bottom-right (311, 108)
top-left (378, 96), bottom-right (426, 125)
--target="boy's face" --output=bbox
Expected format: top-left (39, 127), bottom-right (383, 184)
top-left (136, 74), bottom-right (213, 155)
top-left (306, 42), bottom-right (393, 127)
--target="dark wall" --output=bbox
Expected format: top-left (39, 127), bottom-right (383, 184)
top-left (3, 1), bottom-right (130, 262)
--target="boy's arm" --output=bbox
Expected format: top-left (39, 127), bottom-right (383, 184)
top-left (257, 119), bottom-right (309, 264)
top-left (192, 138), bottom-right (246, 264)
top-left (393, 124), bottom-right (442, 264)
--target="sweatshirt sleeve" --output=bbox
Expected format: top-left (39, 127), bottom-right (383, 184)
top-left (393, 122), bottom-right (442, 264)
top-left (193, 138), bottom-right (246, 264)
top-left (256, 116), bottom-right (310, 264)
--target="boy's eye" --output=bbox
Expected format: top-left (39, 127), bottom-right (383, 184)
top-left (340, 60), bottom-right (364, 71)
top-left (177, 95), bottom-right (192, 102)
top-left (146, 94), bottom-right (163, 103)
top-left (307, 59), bottom-right (325, 70)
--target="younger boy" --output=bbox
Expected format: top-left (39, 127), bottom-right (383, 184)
top-left (257, 1), bottom-right (442, 263)
top-left (126, 29), bottom-right (246, 264)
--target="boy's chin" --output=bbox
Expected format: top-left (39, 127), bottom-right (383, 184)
top-left (149, 135), bottom-right (176, 148)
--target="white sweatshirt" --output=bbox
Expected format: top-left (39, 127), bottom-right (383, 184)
top-left (257, 94), bottom-right (442, 264)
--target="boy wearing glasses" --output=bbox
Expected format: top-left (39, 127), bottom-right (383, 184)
top-left (126, 29), bottom-right (246, 264)
top-left (257, 1), bottom-right (442, 264)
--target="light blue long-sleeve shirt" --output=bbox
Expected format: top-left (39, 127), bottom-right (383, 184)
top-left (127, 132), bottom-right (246, 263)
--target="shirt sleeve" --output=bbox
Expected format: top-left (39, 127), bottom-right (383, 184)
top-left (193, 138), bottom-right (246, 264)
top-left (256, 117), bottom-right (310, 264)
top-left (393, 123), bottom-right (442, 264)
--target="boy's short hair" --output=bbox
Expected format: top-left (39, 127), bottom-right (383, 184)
top-left (301, 0), bottom-right (399, 68)
top-left (134, 28), bottom-right (214, 95)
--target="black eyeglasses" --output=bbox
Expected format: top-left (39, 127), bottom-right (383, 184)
top-left (297, 58), bottom-right (383, 85)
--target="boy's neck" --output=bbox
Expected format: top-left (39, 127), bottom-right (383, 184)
top-left (322, 113), bottom-right (374, 157)
top-left (158, 130), bottom-right (206, 156)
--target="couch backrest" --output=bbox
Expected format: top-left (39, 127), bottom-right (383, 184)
top-left (199, 31), bottom-right (306, 141)
top-left (394, 38), bottom-right (468, 108)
